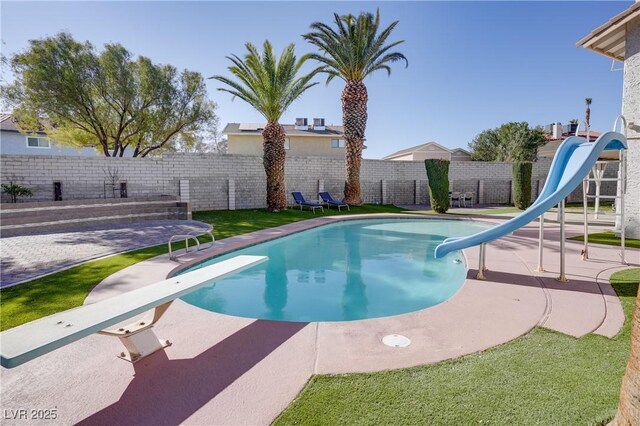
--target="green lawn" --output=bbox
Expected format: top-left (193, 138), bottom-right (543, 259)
top-left (0, 205), bottom-right (405, 331)
top-left (569, 231), bottom-right (640, 249)
top-left (275, 268), bottom-right (640, 426)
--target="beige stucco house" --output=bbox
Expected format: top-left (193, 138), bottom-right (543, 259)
top-left (383, 142), bottom-right (472, 162)
top-left (577, 1), bottom-right (640, 238)
top-left (223, 119), bottom-right (345, 157)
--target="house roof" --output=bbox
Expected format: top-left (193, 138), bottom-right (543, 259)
top-left (545, 130), bottom-right (601, 142)
top-left (223, 122), bottom-right (344, 137)
top-left (382, 142), bottom-right (470, 160)
top-left (576, 2), bottom-right (640, 62)
top-left (0, 114), bottom-right (47, 135)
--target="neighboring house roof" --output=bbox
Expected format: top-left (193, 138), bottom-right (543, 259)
top-left (382, 142), bottom-right (470, 160)
top-left (545, 130), bottom-right (601, 142)
top-left (223, 122), bottom-right (344, 137)
top-left (0, 114), bottom-right (47, 135)
top-left (539, 130), bottom-right (604, 158)
top-left (576, 2), bottom-right (640, 62)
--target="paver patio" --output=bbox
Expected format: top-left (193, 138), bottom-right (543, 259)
top-left (0, 220), bottom-right (211, 288)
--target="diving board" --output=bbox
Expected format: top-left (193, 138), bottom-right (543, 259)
top-left (0, 255), bottom-right (267, 369)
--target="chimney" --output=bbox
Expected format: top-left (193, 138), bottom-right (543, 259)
top-left (294, 118), bottom-right (308, 130)
top-left (313, 118), bottom-right (325, 131)
top-left (552, 122), bottom-right (563, 139)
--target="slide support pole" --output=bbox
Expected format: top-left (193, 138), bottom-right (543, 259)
top-left (582, 178), bottom-right (589, 260)
top-left (557, 199), bottom-right (569, 282)
top-left (536, 214), bottom-right (544, 272)
top-left (476, 243), bottom-right (486, 280)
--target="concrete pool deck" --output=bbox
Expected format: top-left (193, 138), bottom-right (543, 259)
top-left (1, 214), bottom-right (638, 425)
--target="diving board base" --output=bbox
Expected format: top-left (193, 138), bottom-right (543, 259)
top-left (98, 301), bottom-right (173, 363)
top-left (114, 328), bottom-right (171, 363)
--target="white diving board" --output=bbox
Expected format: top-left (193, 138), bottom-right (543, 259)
top-left (0, 255), bottom-right (267, 369)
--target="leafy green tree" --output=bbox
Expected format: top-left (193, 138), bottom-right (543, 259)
top-left (2, 32), bottom-right (216, 157)
top-left (304, 9), bottom-right (408, 205)
top-left (212, 41), bottom-right (323, 211)
top-left (468, 122), bottom-right (547, 162)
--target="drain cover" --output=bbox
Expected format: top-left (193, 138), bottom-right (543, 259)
top-left (382, 334), bottom-right (411, 348)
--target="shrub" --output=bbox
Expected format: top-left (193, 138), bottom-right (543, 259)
top-left (1, 181), bottom-right (33, 203)
top-left (512, 162), bottom-right (532, 210)
top-left (425, 159), bottom-right (450, 213)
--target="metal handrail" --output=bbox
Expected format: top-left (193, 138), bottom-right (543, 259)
top-left (168, 234), bottom-right (201, 260)
top-left (613, 115), bottom-right (627, 136)
top-left (168, 226), bottom-right (215, 260)
top-left (576, 120), bottom-right (590, 141)
top-left (187, 226), bottom-right (215, 250)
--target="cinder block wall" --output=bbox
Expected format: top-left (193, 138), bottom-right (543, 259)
top-left (1, 153), bottom-right (614, 209)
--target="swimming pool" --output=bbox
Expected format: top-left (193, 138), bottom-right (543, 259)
top-left (180, 218), bottom-right (489, 322)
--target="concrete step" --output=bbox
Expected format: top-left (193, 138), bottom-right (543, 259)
top-left (0, 195), bottom-right (178, 211)
top-left (1, 205), bottom-right (184, 225)
top-left (0, 212), bottom-right (188, 237)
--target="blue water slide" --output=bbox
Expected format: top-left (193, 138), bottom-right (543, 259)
top-left (433, 131), bottom-right (627, 259)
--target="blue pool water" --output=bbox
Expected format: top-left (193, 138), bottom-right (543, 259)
top-left (180, 219), bottom-right (489, 322)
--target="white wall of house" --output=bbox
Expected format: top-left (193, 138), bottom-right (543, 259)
top-left (0, 131), bottom-right (99, 157)
top-left (623, 16), bottom-right (640, 238)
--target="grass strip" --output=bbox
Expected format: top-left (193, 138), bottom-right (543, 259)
top-left (569, 231), bottom-right (640, 249)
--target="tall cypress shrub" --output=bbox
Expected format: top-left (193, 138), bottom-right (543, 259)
top-left (424, 159), bottom-right (450, 213)
top-left (513, 161), bottom-right (533, 210)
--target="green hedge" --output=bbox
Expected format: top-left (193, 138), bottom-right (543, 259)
top-left (512, 162), bottom-right (533, 210)
top-left (425, 159), bottom-right (450, 213)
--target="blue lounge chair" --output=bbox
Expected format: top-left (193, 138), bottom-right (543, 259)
top-left (318, 192), bottom-right (350, 211)
top-left (292, 192), bottom-right (324, 213)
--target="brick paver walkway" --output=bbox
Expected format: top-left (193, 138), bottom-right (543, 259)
top-left (0, 220), bottom-right (211, 288)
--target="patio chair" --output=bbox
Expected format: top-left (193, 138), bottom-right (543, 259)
top-left (318, 192), bottom-right (350, 211)
top-left (463, 192), bottom-right (474, 207)
top-left (451, 192), bottom-right (462, 207)
top-left (291, 192), bottom-right (324, 213)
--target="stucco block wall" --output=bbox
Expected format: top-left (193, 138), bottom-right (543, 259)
top-left (1, 153), bottom-right (611, 209)
top-left (623, 17), bottom-right (640, 238)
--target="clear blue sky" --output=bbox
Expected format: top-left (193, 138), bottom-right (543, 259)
top-left (1, 1), bottom-right (630, 159)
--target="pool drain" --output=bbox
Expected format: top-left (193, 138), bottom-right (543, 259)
top-left (382, 334), bottom-right (411, 348)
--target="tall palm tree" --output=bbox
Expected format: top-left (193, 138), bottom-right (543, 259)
top-left (304, 9), bottom-right (408, 205)
top-left (211, 41), bottom-right (323, 211)
top-left (585, 97), bottom-right (592, 128)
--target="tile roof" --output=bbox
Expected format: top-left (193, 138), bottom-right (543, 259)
top-left (223, 122), bottom-right (344, 137)
top-left (383, 142), bottom-right (470, 160)
top-left (0, 114), bottom-right (47, 134)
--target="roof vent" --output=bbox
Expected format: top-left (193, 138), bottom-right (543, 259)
top-left (295, 118), bottom-right (309, 130)
top-left (313, 118), bottom-right (325, 131)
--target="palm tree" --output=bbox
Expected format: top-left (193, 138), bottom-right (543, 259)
top-left (585, 97), bottom-right (592, 128)
top-left (211, 41), bottom-right (323, 211)
top-left (304, 9), bottom-right (408, 205)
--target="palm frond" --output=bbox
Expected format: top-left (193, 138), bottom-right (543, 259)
top-left (211, 41), bottom-right (320, 122)
top-left (303, 8), bottom-right (407, 83)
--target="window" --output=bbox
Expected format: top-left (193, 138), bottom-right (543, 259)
top-left (331, 139), bottom-right (345, 148)
top-left (26, 136), bottom-right (50, 149)
top-left (284, 138), bottom-right (290, 150)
